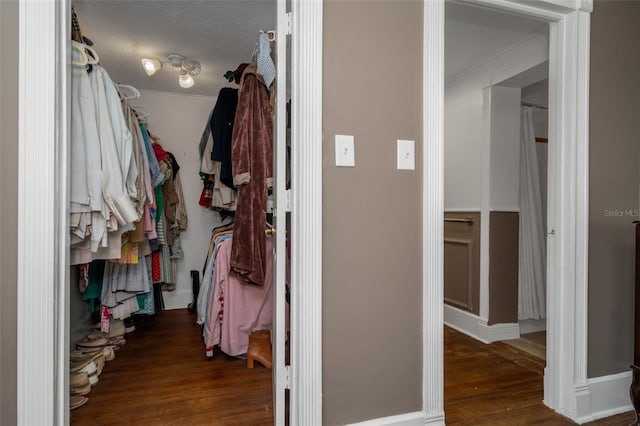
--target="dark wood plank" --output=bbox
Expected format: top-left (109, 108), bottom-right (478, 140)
top-left (444, 326), bottom-right (633, 425)
top-left (71, 309), bottom-right (273, 426)
top-left (72, 313), bottom-right (633, 425)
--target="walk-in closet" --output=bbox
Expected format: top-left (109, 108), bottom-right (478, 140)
top-left (67, 1), bottom-right (289, 423)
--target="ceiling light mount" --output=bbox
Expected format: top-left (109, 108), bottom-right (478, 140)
top-left (166, 54), bottom-right (186, 68)
top-left (140, 53), bottom-right (201, 89)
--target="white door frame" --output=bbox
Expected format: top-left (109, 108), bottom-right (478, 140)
top-left (423, 0), bottom-right (592, 423)
top-left (16, 0), bottom-right (323, 425)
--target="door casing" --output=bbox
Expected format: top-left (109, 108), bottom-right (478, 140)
top-left (422, 0), bottom-right (592, 423)
top-left (16, 0), bottom-right (324, 425)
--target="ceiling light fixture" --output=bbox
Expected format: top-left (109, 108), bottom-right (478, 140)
top-left (140, 54), bottom-right (201, 89)
top-left (179, 70), bottom-right (195, 89)
top-left (141, 58), bottom-right (161, 76)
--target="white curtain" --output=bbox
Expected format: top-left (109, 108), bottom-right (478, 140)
top-left (518, 107), bottom-right (546, 320)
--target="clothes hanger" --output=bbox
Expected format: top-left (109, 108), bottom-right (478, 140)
top-left (133, 108), bottom-right (150, 123)
top-left (117, 84), bottom-right (140, 100)
top-left (84, 44), bottom-right (100, 65)
top-left (261, 30), bottom-right (276, 42)
top-left (71, 41), bottom-right (88, 66)
top-left (71, 41), bottom-right (100, 66)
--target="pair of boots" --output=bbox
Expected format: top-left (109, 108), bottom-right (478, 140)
top-left (247, 330), bottom-right (273, 369)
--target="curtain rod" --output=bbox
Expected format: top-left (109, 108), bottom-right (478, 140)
top-left (521, 102), bottom-right (548, 110)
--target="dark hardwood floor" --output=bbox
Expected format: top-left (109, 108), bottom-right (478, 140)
top-left (445, 326), bottom-right (634, 425)
top-left (71, 309), bottom-right (273, 426)
top-left (71, 310), bottom-right (634, 425)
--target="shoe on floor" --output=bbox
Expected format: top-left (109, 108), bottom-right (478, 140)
top-left (70, 359), bottom-right (97, 375)
top-left (70, 349), bottom-right (104, 363)
top-left (246, 329), bottom-right (273, 369)
top-left (70, 382), bottom-right (91, 396)
top-left (86, 319), bottom-right (125, 340)
top-left (69, 371), bottom-right (89, 388)
top-left (124, 317), bottom-right (136, 333)
top-left (93, 355), bottom-right (106, 376)
top-left (109, 318), bottom-right (126, 337)
top-left (107, 336), bottom-right (126, 346)
top-left (70, 395), bottom-right (88, 410)
top-left (73, 346), bottom-right (116, 361)
top-left (76, 337), bottom-right (110, 349)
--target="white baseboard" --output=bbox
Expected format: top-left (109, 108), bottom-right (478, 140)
top-left (346, 411), bottom-right (425, 426)
top-left (573, 371), bottom-right (633, 424)
top-left (423, 411), bottom-right (446, 425)
top-left (444, 304), bottom-right (520, 343)
top-left (479, 321), bottom-right (521, 342)
top-left (519, 318), bottom-right (546, 334)
top-left (161, 290), bottom-right (193, 310)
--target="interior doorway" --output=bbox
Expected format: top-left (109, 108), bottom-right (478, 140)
top-left (17, 0), bottom-right (322, 424)
top-left (504, 76), bottom-right (550, 361)
top-left (425, 0), bottom-right (592, 422)
top-left (441, 0), bottom-right (553, 420)
top-left (66, 0), bottom-right (289, 424)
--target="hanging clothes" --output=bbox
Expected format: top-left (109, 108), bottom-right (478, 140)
top-left (70, 59), bottom-right (188, 319)
top-left (210, 87), bottom-right (239, 189)
top-left (90, 65), bottom-right (138, 227)
top-left (230, 64), bottom-right (273, 286)
top-left (197, 223), bottom-right (234, 325)
top-left (204, 236), bottom-right (274, 357)
top-left (198, 92), bottom-right (238, 212)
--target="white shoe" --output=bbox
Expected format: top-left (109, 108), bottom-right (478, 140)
top-left (70, 360), bottom-right (97, 375)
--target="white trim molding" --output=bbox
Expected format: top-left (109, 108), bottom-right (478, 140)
top-left (574, 372), bottom-right (634, 424)
top-left (425, 0), bottom-right (592, 423)
top-left (422, 0), bottom-right (445, 424)
top-left (544, 8), bottom-right (591, 421)
top-left (444, 304), bottom-right (520, 344)
top-left (272, 0), bottom-right (288, 424)
top-left (519, 318), bottom-right (547, 334)
top-left (18, 1), bottom-right (324, 426)
top-left (444, 208), bottom-right (481, 213)
top-left (18, 0), bottom-right (70, 425)
top-left (346, 411), bottom-right (426, 426)
top-left (290, 0), bottom-right (323, 424)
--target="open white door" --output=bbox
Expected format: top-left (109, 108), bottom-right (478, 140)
top-left (273, 0), bottom-right (290, 424)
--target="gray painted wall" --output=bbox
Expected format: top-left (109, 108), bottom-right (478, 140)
top-left (588, 0), bottom-right (640, 377)
top-left (3, 1), bottom-right (639, 422)
top-left (322, 1), bottom-right (423, 424)
top-left (0, 1), bottom-right (19, 424)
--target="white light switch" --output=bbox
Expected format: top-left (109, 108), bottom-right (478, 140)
top-left (397, 139), bottom-right (415, 170)
top-left (335, 134), bottom-right (355, 167)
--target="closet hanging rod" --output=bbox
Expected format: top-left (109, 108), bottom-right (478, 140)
top-left (521, 102), bottom-right (548, 110)
top-left (444, 217), bottom-right (474, 224)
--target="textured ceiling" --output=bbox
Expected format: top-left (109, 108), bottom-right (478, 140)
top-left (75, 1), bottom-right (545, 95)
top-left (445, 1), bottom-right (548, 82)
top-left (73, 0), bottom-right (276, 97)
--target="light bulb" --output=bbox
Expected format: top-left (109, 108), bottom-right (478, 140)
top-left (141, 58), bottom-right (161, 76)
top-left (179, 71), bottom-right (195, 88)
